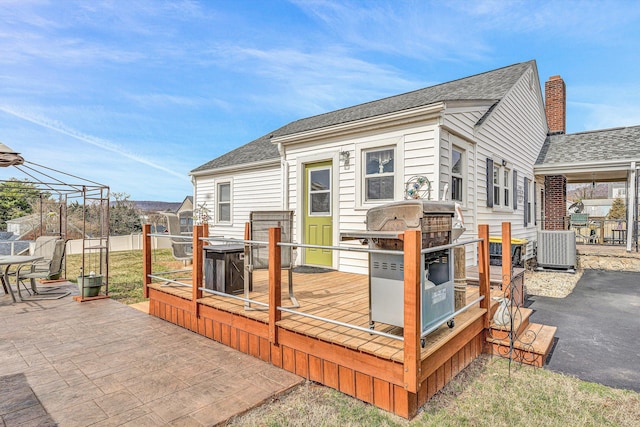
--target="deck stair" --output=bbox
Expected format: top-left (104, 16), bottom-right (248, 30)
top-left (486, 306), bottom-right (557, 367)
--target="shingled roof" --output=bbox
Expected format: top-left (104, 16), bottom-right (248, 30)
top-left (536, 125), bottom-right (640, 165)
top-left (192, 60), bottom-right (534, 174)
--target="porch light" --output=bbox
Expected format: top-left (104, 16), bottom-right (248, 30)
top-left (339, 150), bottom-right (351, 168)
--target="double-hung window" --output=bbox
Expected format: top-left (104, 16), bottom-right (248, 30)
top-left (364, 148), bottom-right (395, 201)
top-left (503, 168), bottom-right (511, 207)
top-left (451, 147), bottom-right (464, 202)
top-left (493, 165), bottom-right (501, 206)
top-left (487, 158), bottom-right (513, 209)
top-left (217, 182), bottom-right (231, 223)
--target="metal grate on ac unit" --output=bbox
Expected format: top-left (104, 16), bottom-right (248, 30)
top-left (536, 230), bottom-right (576, 272)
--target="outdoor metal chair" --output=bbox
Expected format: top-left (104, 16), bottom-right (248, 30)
top-left (163, 212), bottom-right (193, 264)
top-left (17, 238), bottom-right (70, 300)
top-left (569, 213), bottom-right (591, 243)
top-left (245, 210), bottom-right (299, 309)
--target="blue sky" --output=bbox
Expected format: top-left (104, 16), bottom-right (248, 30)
top-left (1, 0), bottom-right (639, 201)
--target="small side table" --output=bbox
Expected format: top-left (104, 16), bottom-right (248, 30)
top-left (612, 229), bottom-right (626, 245)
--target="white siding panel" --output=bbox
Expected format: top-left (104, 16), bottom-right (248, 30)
top-left (441, 109), bottom-right (487, 141)
top-left (194, 165), bottom-right (281, 240)
top-left (284, 121), bottom-right (439, 272)
top-left (474, 66), bottom-right (547, 247)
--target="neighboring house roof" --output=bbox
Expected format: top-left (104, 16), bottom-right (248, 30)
top-left (536, 125), bottom-right (640, 165)
top-left (6, 214), bottom-right (37, 225)
top-left (192, 60), bottom-right (535, 174)
top-left (0, 232), bottom-right (30, 256)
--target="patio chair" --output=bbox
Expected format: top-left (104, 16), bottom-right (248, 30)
top-left (569, 213), bottom-right (590, 243)
top-left (163, 212), bottom-right (193, 264)
top-left (245, 211), bottom-right (299, 309)
top-left (17, 238), bottom-right (70, 300)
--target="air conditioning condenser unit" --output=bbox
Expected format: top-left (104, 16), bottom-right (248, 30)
top-left (536, 230), bottom-right (576, 272)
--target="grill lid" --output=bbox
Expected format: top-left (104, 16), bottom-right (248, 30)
top-left (366, 200), bottom-right (455, 232)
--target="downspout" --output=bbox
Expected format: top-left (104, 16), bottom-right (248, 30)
top-left (191, 175), bottom-right (197, 211)
top-left (627, 161), bottom-right (636, 252)
top-left (278, 143), bottom-right (289, 210)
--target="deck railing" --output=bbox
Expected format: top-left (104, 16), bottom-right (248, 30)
top-left (142, 223), bottom-right (493, 394)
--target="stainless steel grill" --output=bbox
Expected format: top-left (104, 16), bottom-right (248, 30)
top-left (351, 200), bottom-right (459, 337)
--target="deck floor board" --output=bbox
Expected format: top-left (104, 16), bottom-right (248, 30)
top-left (148, 270), bottom-right (497, 363)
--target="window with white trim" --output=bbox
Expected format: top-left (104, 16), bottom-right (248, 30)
top-left (451, 147), bottom-right (464, 202)
top-left (503, 168), bottom-right (511, 207)
top-left (309, 167), bottom-right (331, 215)
top-left (527, 181), bottom-right (532, 225)
top-left (493, 164), bottom-right (501, 206)
top-left (364, 147), bottom-right (395, 201)
top-left (489, 161), bottom-right (512, 209)
top-left (216, 182), bottom-right (231, 223)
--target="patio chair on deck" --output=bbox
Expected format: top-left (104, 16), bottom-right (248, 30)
top-left (163, 212), bottom-right (193, 264)
top-left (17, 238), bottom-right (70, 300)
top-left (245, 211), bottom-right (299, 309)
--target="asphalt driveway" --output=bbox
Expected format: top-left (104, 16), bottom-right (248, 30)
top-left (528, 270), bottom-right (640, 392)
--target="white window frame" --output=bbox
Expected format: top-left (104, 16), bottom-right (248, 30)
top-left (527, 178), bottom-right (534, 226)
top-left (503, 167), bottom-right (511, 208)
top-left (451, 146), bottom-right (465, 203)
top-left (215, 181), bottom-right (232, 224)
top-left (363, 146), bottom-right (395, 203)
top-left (355, 137), bottom-right (403, 209)
top-left (492, 162), bottom-right (513, 209)
top-left (307, 166), bottom-right (332, 217)
top-left (493, 164), bottom-right (501, 207)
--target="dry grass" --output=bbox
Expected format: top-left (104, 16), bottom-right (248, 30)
top-left (226, 355), bottom-right (640, 427)
top-left (64, 248), bottom-right (180, 304)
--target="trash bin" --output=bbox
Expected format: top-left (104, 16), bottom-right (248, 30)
top-left (204, 245), bottom-right (245, 294)
top-left (489, 237), bottom-right (527, 267)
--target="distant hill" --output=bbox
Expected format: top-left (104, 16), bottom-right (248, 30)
top-left (131, 201), bottom-right (182, 213)
top-left (567, 183), bottom-right (609, 201)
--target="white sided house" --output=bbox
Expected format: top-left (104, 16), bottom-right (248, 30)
top-left (190, 60), bottom-right (549, 273)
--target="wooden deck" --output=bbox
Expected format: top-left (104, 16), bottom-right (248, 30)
top-left (149, 269), bottom-right (494, 364)
top-left (142, 224), bottom-right (502, 418)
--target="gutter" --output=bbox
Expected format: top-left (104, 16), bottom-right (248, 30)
top-left (272, 102), bottom-right (446, 145)
top-left (534, 158), bottom-right (640, 175)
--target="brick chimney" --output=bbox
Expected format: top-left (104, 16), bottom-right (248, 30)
top-left (545, 75), bottom-right (566, 134)
top-left (544, 75), bottom-right (567, 230)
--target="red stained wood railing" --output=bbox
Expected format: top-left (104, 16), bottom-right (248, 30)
top-left (143, 223), bottom-right (152, 298)
top-left (478, 224), bottom-right (491, 329)
top-left (403, 230), bottom-right (421, 394)
top-left (192, 224), bottom-right (204, 315)
top-left (269, 227), bottom-right (282, 345)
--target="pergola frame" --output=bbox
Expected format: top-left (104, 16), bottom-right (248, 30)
top-left (0, 144), bottom-right (111, 295)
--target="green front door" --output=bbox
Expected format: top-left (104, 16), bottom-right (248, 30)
top-left (304, 161), bottom-right (333, 267)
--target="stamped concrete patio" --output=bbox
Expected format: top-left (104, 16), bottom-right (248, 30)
top-left (0, 283), bottom-right (302, 426)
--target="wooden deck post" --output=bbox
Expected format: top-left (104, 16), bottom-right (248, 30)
top-left (269, 227), bottom-right (282, 345)
top-left (142, 223), bottom-right (152, 298)
top-left (192, 224), bottom-right (204, 314)
top-left (403, 230), bottom-right (421, 394)
top-left (501, 222), bottom-right (512, 296)
top-left (244, 222), bottom-right (251, 294)
top-left (478, 224), bottom-right (491, 329)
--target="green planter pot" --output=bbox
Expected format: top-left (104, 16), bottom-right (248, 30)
top-left (78, 275), bottom-right (103, 297)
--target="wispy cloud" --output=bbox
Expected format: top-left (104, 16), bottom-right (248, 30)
top-left (0, 105), bottom-right (189, 181)
top-left (292, 0), bottom-right (492, 61)
top-left (124, 92), bottom-right (230, 110)
top-left (211, 44), bottom-right (422, 116)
